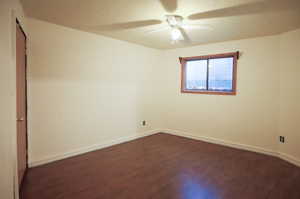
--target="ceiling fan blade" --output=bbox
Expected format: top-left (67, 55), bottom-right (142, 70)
top-left (145, 26), bottom-right (171, 34)
top-left (91, 20), bottom-right (162, 31)
top-left (178, 28), bottom-right (191, 43)
top-left (188, 1), bottom-right (265, 20)
top-left (188, 0), bottom-right (300, 20)
top-left (181, 24), bottom-right (213, 30)
top-left (159, 0), bottom-right (177, 13)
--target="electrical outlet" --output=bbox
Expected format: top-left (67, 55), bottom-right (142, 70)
top-left (279, 136), bottom-right (285, 143)
top-left (142, 120), bottom-right (146, 126)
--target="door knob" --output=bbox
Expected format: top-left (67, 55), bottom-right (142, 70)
top-left (17, 117), bottom-right (24, 122)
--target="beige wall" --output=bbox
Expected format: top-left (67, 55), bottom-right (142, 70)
top-left (27, 18), bottom-right (300, 168)
top-left (279, 29), bottom-right (300, 160)
top-left (160, 36), bottom-right (281, 152)
top-left (0, 0), bottom-right (26, 198)
top-left (27, 18), bottom-right (162, 164)
top-left (160, 30), bottom-right (300, 162)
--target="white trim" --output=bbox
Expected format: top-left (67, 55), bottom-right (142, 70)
top-left (29, 129), bottom-right (300, 168)
top-left (278, 152), bottom-right (300, 167)
top-left (29, 130), bottom-right (159, 168)
top-left (160, 129), bottom-right (300, 167)
top-left (160, 129), bottom-right (277, 156)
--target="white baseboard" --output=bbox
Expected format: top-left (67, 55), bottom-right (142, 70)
top-left (29, 128), bottom-right (300, 168)
top-left (160, 129), bottom-right (277, 156)
top-left (29, 130), bottom-right (159, 168)
top-left (160, 129), bottom-right (300, 167)
top-left (278, 152), bottom-right (300, 167)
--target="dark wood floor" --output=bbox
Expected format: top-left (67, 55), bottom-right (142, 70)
top-left (21, 133), bottom-right (300, 199)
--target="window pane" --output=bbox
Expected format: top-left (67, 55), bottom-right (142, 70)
top-left (186, 60), bottom-right (207, 90)
top-left (208, 57), bottom-right (233, 91)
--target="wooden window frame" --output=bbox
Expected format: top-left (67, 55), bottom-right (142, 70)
top-left (180, 51), bottom-right (239, 95)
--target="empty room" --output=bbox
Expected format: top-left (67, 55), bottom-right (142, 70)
top-left (1, 0), bottom-right (300, 198)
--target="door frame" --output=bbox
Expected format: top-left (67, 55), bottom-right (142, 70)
top-left (16, 18), bottom-right (29, 190)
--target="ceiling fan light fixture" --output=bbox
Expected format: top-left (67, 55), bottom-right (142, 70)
top-left (171, 28), bottom-right (181, 41)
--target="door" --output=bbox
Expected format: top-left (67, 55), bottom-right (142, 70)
top-left (16, 21), bottom-right (28, 187)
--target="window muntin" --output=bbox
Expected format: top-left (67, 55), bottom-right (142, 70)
top-left (180, 52), bottom-right (238, 95)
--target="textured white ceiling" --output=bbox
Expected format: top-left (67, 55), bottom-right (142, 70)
top-left (21, 0), bottom-right (300, 49)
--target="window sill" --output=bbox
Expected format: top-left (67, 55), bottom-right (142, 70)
top-left (181, 89), bottom-right (236, 95)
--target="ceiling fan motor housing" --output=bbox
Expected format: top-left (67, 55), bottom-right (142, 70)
top-left (166, 15), bottom-right (183, 27)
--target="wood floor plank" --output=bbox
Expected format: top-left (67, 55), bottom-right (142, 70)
top-left (21, 133), bottom-right (300, 199)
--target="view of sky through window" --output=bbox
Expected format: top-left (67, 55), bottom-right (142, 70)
top-left (209, 57), bottom-right (233, 91)
top-left (185, 57), bottom-right (233, 91)
top-left (186, 60), bottom-right (207, 90)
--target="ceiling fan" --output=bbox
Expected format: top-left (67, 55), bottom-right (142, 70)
top-left (89, 0), bottom-right (299, 44)
top-left (147, 14), bottom-right (212, 44)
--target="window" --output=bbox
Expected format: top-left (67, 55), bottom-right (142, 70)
top-left (180, 52), bottom-right (239, 95)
